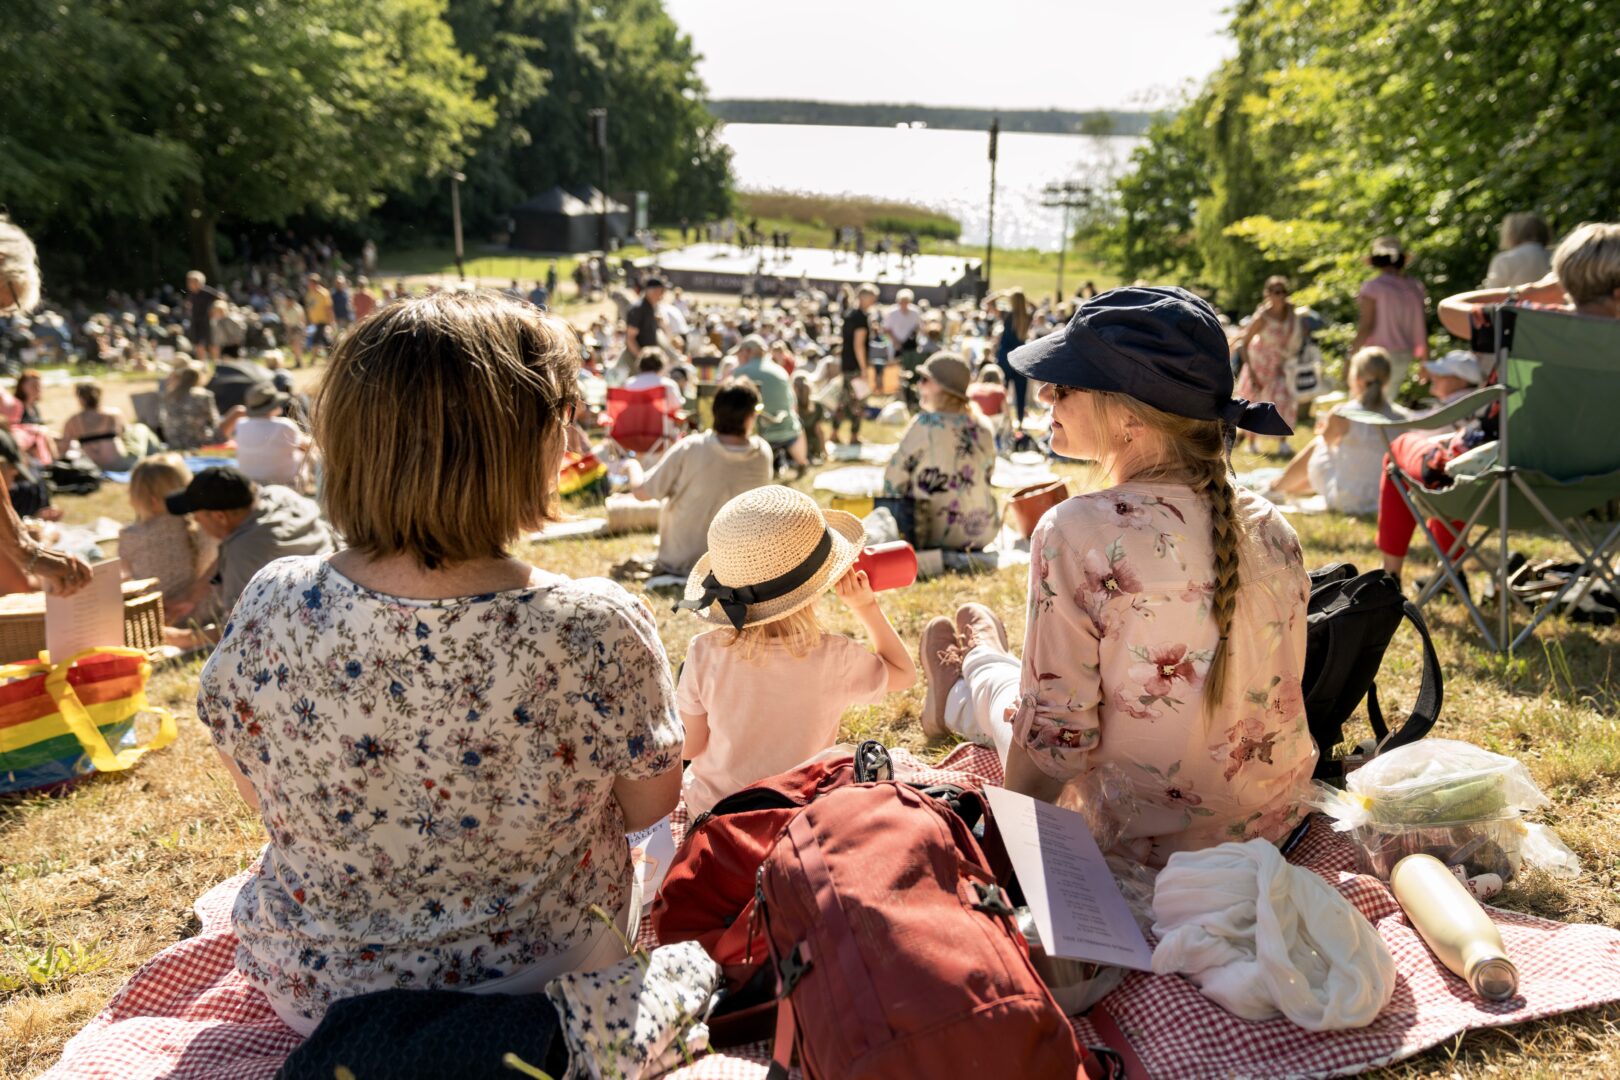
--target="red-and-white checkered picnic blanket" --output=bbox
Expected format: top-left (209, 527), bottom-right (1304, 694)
top-left (43, 745), bottom-right (1620, 1080)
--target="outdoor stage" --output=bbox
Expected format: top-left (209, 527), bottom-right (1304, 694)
top-left (634, 243), bottom-right (982, 305)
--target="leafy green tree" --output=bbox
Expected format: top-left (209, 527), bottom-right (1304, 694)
top-left (2, 0), bottom-right (491, 281)
top-left (1106, 0), bottom-right (1620, 326)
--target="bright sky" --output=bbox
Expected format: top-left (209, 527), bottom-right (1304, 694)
top-left (663, 0), bottom-right (1234, 111)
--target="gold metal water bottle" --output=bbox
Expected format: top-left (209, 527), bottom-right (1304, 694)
top-left (1390, 853), bottom-right (1519, 1001)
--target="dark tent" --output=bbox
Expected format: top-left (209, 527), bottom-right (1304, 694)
top-left (510, 186), bottom-right (631, 253)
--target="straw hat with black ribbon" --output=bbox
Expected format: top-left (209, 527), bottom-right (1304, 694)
top-left (677, 486), bottom-right (865, 630)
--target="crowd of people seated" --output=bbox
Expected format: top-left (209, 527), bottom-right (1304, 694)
top-left (6, 206), bottom-right (1619, 1067)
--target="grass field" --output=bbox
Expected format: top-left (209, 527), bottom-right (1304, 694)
top-left (3, 428), bottom-right (1620, 1077)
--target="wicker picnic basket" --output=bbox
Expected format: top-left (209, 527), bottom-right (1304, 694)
top-left (0, 578), bottom-right (165, 664)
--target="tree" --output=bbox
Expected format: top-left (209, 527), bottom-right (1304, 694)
top-left (1104, 0), bottom-right (1620, 325)
top-left (1, 0), bottom-right (492, 281)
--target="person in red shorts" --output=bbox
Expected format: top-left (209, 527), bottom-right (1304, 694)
top-left (1377, 222), bottom-right (1620, 587)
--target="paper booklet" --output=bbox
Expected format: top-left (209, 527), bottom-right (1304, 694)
top-left (45, 559), bottom-right (125, 662)
top-left (985, 786), bottom-right (1155, 971)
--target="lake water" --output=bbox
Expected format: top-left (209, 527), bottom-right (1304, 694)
top-left (718, 122), bottom-right (1139, 252)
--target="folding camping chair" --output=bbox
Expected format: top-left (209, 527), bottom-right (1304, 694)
top-left (603, 385), bottom-right (683, 458)
top-left (1345, 306), bottom-right (1620, 653)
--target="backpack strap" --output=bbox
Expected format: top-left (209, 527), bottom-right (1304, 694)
top-left (1088, 1006), bottom-right (1151, 1080)
top-left (1364, 598), bottom-right (1443, 752)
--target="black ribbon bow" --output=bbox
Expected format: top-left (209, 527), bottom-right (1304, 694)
top-left (675, 528), bottom-right (835, 630)
top-left (1219, 396), bottom-right (1295, 437)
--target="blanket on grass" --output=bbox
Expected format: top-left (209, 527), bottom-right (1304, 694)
top-left (43, 746), bottom-right (1620, 1080)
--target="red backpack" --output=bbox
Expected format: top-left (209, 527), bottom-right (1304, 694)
top-left (756, 782), bottom-right (1110, 1079)
top-left (652, 753), bottom-right (864, 988)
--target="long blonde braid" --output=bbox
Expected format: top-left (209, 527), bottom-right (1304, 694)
top-left (1081, 389), bottom-right (1245, 714)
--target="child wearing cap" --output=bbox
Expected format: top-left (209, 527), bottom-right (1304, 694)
top-left (674, 486), bottom-right (916, 814)
top-left (881, 352), bottom-right (999, 551)
top-left (918, 285), bottom-right (1317, 867)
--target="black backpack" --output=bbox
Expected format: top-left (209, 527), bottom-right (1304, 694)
top-left (1302, 563), bottom-right (1442, 780)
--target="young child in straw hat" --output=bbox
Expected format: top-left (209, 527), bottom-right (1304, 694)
top-left (674, 486), bottom-right (916, 814)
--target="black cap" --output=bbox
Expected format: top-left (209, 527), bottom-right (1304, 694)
top-left (643, 275), bottom-right (669, 290)
top-left (1008, 285), bottom-right (1293, 436)
top-left (166, 466), bottom-right (255, 515)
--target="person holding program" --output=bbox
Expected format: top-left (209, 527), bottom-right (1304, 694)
top-left (0, 216), bottom-right (97, 594)
top-left (624, 378), bottom-right (772, 576)
top-left (195, 291), bottom-right (683, 1033)
top-left (881, 353), bottom-right (999, 550)
top-left (917, 286), bottom-right (1316, 867)
top-left (674, 485), bottom-right (916, 814)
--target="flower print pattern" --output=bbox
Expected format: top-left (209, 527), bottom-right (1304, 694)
top-left (1016, 483), bottom-right (1318, 866)
top-left (197, 557), bottom-right (683, 1029)
top-left (881, 410), bottom-right (999, 550)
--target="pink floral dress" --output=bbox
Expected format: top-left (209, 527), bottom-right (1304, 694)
top-left (1014, 482), bottom-right (1317, 866)
top-left (1236, 309), bottom-right (1300, 420)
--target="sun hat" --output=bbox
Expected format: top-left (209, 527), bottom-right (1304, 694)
top-left (1421, 350), bottom-right (1483, 385)
top-left (917, 353), bottom-right (971, 400)
top-left (678, 486), bottom-right (864, 630)
top-left (243, 381), bottom-right (290, 417)
top-left (1007, 284), bottom-right (1293, 436)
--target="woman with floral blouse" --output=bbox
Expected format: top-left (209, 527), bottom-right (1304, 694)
top-left (917, 286), bottom-right (1316, 867)
top-left (881, 352), bottom-right (999, 550)
top-left (196, 292), bottom-right (684, 1033)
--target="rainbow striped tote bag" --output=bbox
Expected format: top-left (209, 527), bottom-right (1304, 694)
top-left (0, 648), bottom-right (177, 795)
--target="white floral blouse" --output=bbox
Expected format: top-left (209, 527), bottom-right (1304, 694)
top-left (881, 410), bottom-right (1000, 550)
top-left (197, 557), bottom-right (684, 1029)
top-left (1014, 482), bottom-right (1317, 866)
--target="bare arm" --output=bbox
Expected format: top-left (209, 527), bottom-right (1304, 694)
top-left (681, 709), bottom-right (710, 760)
top-left (217, 405), bottom-right (247, 441)
top-left (1003, 741), bottom-right (1067, 804)
top-left (853, 327), bottom-right (868, 377)
top-left (613, 766), bottom-right (681, 832)
top-left (1438, 273), bottom-right (1567, 339)
top-left (215, 748), bottom-right (262, 812)
top-left (0, 499), bottom-right (90, 594)
top-left (834, 569), bottom-right (916, 692)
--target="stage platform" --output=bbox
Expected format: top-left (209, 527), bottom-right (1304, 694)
top-left (634, 243), bottom-right (981, 305)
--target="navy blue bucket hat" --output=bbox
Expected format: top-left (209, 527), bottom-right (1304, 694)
top-left (1008, 285), bottom-right (1293, 436)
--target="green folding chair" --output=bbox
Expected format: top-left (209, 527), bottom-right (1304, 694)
top-left (1344, 306), bottom-right (1620, 652)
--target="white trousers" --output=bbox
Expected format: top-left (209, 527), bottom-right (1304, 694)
top-left (942, 646), bottom-right (1020, 765)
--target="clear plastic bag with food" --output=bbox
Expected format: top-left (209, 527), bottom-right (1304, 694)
top-left (1306, 739), bottom-right (1579, 881)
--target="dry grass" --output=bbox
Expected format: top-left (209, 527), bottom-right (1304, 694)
top-left (4, 431), bottom-right (1620, 1078)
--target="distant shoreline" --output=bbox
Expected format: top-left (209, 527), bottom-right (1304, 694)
top-left (710, 98), bottom-right (1158, 137)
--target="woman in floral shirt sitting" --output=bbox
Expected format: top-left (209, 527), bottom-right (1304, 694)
top-left (881, 353), bottom-right (999, 550)
top-left (197, 291), bottom-right (684, 1033)
top-left (918, 286), bottom-right (1316, 867)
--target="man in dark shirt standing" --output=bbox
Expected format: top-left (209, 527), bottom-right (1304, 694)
top-left (834, 282), bottom-right (878, 445)
top-left (622, 275), bottom-right (667, 378)
top-left (185, 270), bottom-right (225, 361)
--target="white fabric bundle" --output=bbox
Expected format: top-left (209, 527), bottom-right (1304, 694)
top-left (1151, 838), bottom-right (1395, 1031)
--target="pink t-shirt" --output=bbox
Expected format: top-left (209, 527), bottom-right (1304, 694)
top-left (1357, 272), bottom-right (1428, 355)
top-left (676, 628), bottom-right (889, 813)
